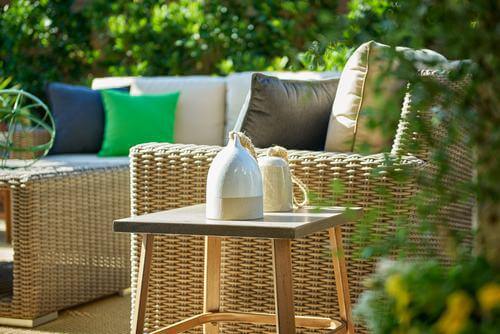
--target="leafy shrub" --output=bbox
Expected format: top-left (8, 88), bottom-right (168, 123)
top-left (355, 257), bottom-right (500, 334)
top-left (297, 0), bottom-right (394, 71)
top-left (0, 0), bottom-right (340, 97)
top-left (0, 76), bottom-right (18, 90)
top-left (0, 0), bottom-right (94, 98)
top-left (85, 0), bottom-right (339, 76)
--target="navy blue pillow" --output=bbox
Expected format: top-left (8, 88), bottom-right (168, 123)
top-left (47, 83), bottom-right (129, 154)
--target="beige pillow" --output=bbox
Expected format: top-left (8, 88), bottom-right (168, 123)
top-left (91, 77), bottom-right (136, 89)
top-left (130, 76), bottom-right (226, 146)
top-left (324, 41), bottom-right (447, 153)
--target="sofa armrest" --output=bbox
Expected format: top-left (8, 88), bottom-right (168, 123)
top-left (130, 143), bottom-right (425, 215)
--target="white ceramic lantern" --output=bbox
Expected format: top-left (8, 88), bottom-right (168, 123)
top-left (206, 134), bottom-right (263, 220)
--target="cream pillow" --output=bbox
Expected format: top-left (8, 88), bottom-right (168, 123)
top-left (130, 76), bottom-right (226, 146)
top-left (324, 41), bottom-right (447, 153)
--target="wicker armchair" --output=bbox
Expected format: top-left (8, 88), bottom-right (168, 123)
top-left (128, 71), bottom-right (473, 333)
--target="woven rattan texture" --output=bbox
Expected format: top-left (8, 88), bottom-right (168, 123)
top-left (392, 70), bottom-right (474, 259)
top-left (1, 128), bottom-right (51, 160)
top-left (0, 295), bottom-right (130, 334)
top-left (127, 66), bottom-right (474, 334)
top-left (0, 166), bottom-right (131, 320)
top-left (129, 142), bottom-right (467, 333)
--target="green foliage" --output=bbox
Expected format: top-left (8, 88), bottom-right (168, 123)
top-left (373, 0), bottom-right (500, 206)
top-left (342, 0), bottom-right (396, 45)
top-left (0, 0), bottom-right (340, 97)
top-left (305, 0), bottom-right (499, 264)
top-left (298, 41), bottom-right (353, 72)
top-left (297, 0), bottom-right (396, 73)
top-left (318, 0), bottom-right (500, 330)
top-left (355, 257), bottom-right (500, 333)
top-left (0, 0), bottom-right (94, 98)
top-left (85, 0), bottom-right (338, 76)
top-left (0, 77), bottom-right (14, 90)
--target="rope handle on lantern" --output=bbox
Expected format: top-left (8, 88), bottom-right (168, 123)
top-left (229, 131), bottom-right (257, 159)
top-left (229, 132), bottom-right (309, 209)
top-left (267, 146), bottom-right (309, 209)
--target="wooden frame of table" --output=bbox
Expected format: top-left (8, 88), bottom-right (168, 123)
top-left (114, 204), bottom-right (362, 334)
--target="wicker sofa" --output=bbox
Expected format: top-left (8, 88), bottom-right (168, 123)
top-left (0, 70), bottom-right (338, 327)
top-left (0, 68), bottom-right (472, 332)
top-left (125, 71), bottom-right (473, 333)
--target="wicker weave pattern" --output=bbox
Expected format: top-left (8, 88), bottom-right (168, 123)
top-left (392, 70), bottom-right (474, 256)
top-left (1, 128), bottom-right (51, 160)
top-left (392, 70), bottom-right (471, 161)
top-left (129, 71), bottom-right (473, 333)
top-left (0, 166), bottom-right (130, 319)
top-left (129, 144), bottom-right (437, 333)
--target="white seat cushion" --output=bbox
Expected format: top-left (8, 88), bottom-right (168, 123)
top-left (130, 76), bottom-right (226, 146)
top-left (225, 71), bottom-right (340, 140)
top-left (43, 154), bottom-right (129, 169)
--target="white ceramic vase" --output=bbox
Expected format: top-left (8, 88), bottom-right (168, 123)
top-left (206, 135), bottom-right (263, 220)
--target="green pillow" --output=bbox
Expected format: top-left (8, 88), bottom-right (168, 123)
top-left (99, 90), bottom-right (179, 156)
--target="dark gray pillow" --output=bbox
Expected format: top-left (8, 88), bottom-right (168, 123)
top-left (47, 83), bottom-right (128, 154)
top-left (238, 73), bottom-right (338, 150)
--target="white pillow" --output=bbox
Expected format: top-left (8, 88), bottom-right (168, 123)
top-left (130, 76), bottom-right (226, 146)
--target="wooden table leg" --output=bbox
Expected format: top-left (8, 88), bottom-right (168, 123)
top-left (132, 234), bottom-right (155, 334)
top-left (329, 227), bottom-right (354, 334)
top-left (204, 236), bottom-right (222, 334)
top-left (1, 189), bottom-right (12, 244)
top-left (272, 238), bottom-right (296, 334)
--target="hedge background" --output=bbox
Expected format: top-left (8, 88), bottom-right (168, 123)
top-left (1, 0), bottom-right (373, 98)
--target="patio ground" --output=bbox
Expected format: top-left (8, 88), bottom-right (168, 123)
top-left (0, 220), bottom-right (130, 334)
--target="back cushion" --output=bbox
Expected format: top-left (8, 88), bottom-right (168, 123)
top-left (236, 73), bottom-right (338, 150)
top-left (130, 77), bottom-right (226, 146)
top-left (225, 71), bottom-right (340, 140)
top-left (47, 83), bottom-right (129, 154)
top-left (324, 40), bottom-right (447, 153)
top-left (91, 77), bottom-right (136, 90)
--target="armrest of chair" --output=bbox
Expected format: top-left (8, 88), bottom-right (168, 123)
top-left (130, 143), bottom-right (426, 202)
top-left (130, 142), bottom-right (473, 262)
top-left (129, 142), bottom-right (426, 215)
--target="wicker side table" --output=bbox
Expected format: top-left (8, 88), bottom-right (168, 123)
top-left (115, 204), bottom-right (362, 334)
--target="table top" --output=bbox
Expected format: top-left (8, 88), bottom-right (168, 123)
top-left (114, 204), bottom-right (362, 239)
